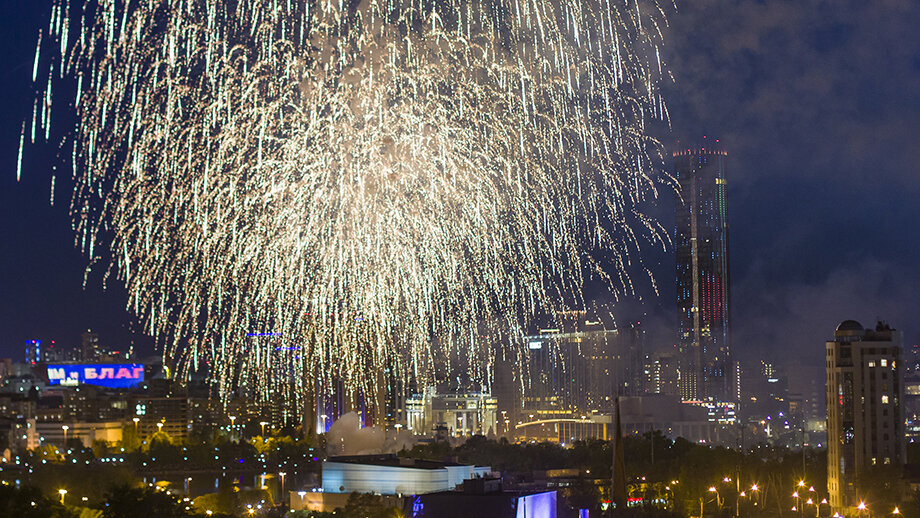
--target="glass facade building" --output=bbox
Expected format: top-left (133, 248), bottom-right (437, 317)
top-left (674, 147), bottom-right (733, 403)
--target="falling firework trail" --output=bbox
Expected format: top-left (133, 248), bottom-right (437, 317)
top-left (28, 0), bottom-right (672, 413)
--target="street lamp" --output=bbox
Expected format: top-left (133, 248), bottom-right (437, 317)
top-left (279, 472), bottom-right (286, 496)
top-left (156, 421), bottom-right (164, 433)
top-left (58, 488), bottom-right (67, 504)
top-left (229, 415), bottom-right (236, 441)
top-left (259, 421), bottom-right (268, 436)
top-left (708, 486), bottom-right (723, 510)
top-left (62, 425), bottom-right (69, 445)
top-left (812, 498), bottom-right (827, 518)
top-left (893, 506), bottom-right (901, 515)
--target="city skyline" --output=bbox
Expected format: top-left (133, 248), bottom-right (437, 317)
top-left (0, 2), bottom-right (918, 517)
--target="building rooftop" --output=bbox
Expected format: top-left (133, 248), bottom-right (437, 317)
top-left (836, 320), bottom-right (863, 333)
top-left (325, 454), bottom-right (469, 470)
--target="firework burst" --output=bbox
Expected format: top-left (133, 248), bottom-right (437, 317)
top-left (24, 0), bottom-right (671, 415)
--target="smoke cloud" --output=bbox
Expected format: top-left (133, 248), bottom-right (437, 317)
top-left (325, 412), bottom-right (417, 456)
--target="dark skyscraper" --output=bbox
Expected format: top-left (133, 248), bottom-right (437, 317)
top-left (81, 330), bottom-right (100, 361)
top-left (674, 145), bottom-right (733, 403)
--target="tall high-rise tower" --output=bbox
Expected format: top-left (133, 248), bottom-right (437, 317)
top-left (825, 320), bottom-right (904, 512)
top-left (674, 145), bottom-right (732, 402)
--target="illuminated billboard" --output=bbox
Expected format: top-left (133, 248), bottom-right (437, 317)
top-left (47, 364), bottom-right (145, 389)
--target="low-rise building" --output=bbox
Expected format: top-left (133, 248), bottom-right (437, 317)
top-left (322, 454), bottom-right (491, 495)
top-left (36, 420), bottom-right (123, 447)
top-left (290, 454), bottom-right (491, 513)
top-left (406, 388), bottom-right (498, 436)
top-left (416, 481), bottom-right (556, 518)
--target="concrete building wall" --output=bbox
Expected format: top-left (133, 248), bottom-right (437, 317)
top-left (826, 321), bottom-right (904, 512)
top-left (405, 389), bottom-right (498, 436)
top-left (37, 420), bottom-right (123, 447)
top-left (322, 462), bottom-right (450, 495)
top-left (516, 491), bottom-right (557, 518)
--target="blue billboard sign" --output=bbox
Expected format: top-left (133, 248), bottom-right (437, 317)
top-left (47, 364), bottom-right (145, 389)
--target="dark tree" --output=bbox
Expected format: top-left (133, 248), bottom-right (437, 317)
top-left (101, 485), bottom-right (197, 518)
top-left (0, 484), bottom-right (77, 518)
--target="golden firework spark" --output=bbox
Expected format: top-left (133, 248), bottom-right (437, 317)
top-left (25, 0), bottom-right (672, 414)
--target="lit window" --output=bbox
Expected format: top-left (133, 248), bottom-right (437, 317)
top-left (880, 359), bottom-right (888, 367)
top-left (868, 361), bottom-right (876, 368)
top-left (882, 395), bottom-right (889, 404)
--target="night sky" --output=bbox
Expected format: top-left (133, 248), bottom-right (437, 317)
top-left (1, 1), bottom-right (918, 368)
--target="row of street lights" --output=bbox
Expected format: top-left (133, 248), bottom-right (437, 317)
top-left (228, 416), bottom-right (272, 440)
top-left (63, 414), bottom-right (275, 451)
top-left (698, 477), bottom-right (903, 518)
top-left (791, 479), bottom-right (902, 518)
top-left (702, 477), bottom-right (760, 518)
top-left (52, 415), bottom-right (289, 511)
